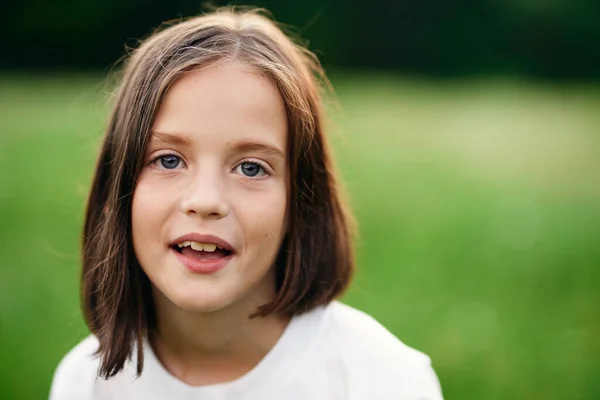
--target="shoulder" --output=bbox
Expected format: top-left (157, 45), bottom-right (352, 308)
top-left (324, 302), bottom-right (427, 363)
top-left (321, 302), bottom-right (443, 399)
top-left (49, 335), bottom-right (100, 400)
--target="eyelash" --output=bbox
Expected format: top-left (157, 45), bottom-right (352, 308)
top-left (148, 153), bottom-right (186, 170)
top-left (148, 153), bottom-right (271, 178)
top-left (236, 158), bottom-right (270, 179)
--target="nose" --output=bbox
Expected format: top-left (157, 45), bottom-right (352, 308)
top-left (180, 167), bottom-right (229, 219)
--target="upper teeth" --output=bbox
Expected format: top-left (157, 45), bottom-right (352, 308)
top-left (177, 241), bottom-right (219, 252)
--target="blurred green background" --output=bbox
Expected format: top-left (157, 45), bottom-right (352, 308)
top-left (1, 1), bottom-right (599, 399)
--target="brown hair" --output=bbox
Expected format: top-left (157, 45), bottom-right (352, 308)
top-left (82, 8), bottom-right (354, 379)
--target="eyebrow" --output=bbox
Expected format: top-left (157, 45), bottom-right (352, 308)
top-left (148, 131), bottom-right (193, 147)
top-left (233, 141), bottom-right (286, 160)
top-left (149, 132), bottom-right (285, 160)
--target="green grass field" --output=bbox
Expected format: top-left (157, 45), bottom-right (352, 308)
top-left (1, 73), bottom-right (599, 399)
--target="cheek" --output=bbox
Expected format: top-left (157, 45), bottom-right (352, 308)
top-left (131, 180), bottom-right (168, 246)
top-left (131, 195), bottom-right (150, 257)
top-left (238, 188), bottom-right (287, 240)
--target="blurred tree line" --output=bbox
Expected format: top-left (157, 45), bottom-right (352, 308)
top-left (3, 0), bottom-right (599, 79)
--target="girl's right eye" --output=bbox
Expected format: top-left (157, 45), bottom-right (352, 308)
top-left (152, 154), bottom-right (184, 170)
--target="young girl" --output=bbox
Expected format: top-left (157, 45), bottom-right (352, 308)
top-left (50, 8), bottom-right (443, 400)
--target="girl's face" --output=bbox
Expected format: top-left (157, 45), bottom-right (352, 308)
top-left (131, 62), bottom-right (289, 313)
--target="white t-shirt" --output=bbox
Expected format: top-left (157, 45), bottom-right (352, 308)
top-left (50, 301), bottom-right (443, 399)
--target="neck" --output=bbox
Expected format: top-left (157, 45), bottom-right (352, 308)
top-left (149, 283), bottom-right (290, 386)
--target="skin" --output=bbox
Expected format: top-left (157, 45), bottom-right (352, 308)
top-left (131, 61), bottom-right (290, 385)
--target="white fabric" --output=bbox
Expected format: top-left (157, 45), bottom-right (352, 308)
top-left (50, 301), bottom-right (443, 399)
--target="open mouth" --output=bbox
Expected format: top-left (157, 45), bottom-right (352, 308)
top-left (171, 241), bottom-right (234, 261)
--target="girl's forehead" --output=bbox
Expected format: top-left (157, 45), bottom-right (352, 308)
top-left (149, 63), bottom-right (288, 154)
top-left (155, 63), bottom-right (284, 125)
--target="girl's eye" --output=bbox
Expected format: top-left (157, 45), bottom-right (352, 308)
top-left (154, 155), bottom-right (183, 170)
top-left (236, 161), bottom-right (267, 178)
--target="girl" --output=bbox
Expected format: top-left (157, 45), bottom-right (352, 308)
top-left (50, 8), bottom-right (443, 400)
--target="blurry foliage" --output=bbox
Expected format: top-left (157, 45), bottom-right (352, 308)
top-left (2, 0), bottom-right (600, 79)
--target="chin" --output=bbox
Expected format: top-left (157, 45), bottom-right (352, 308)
top-left (176, 297), bottom-right (232, 313)
top-left (164, 282), bottom-right (238, 314)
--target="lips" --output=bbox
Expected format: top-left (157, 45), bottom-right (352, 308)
top-left (170, 233), bottom-right (235, 274)
top-left (179, 245), bottom-right (229, 260)
top-left (170, 233), bottom-right (235, 252)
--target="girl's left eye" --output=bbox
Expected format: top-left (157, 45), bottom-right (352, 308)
top-left (235, 161), bottom-right (267, 178)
